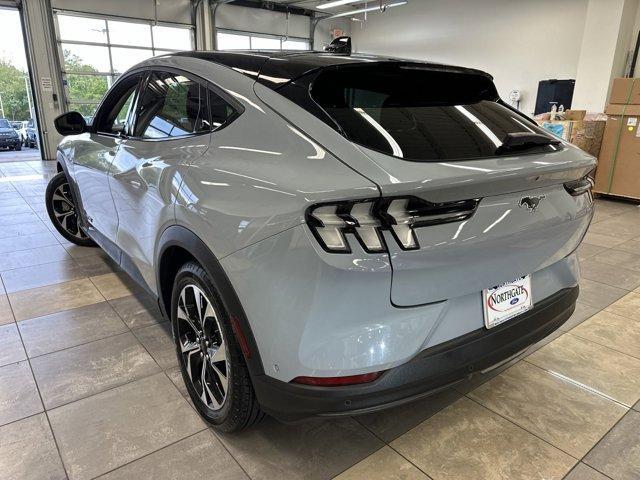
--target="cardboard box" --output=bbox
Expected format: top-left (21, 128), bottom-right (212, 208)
top-left (569, 120), bottom-right (606, 157)
top-left (594, 104), bottom-right (640, 199)
top-left (538, 119), bottom-right (606, 157)
top-left (609, 78), bottom-right (640, 105)
top-left (565, 110), bottom-right (586, 121)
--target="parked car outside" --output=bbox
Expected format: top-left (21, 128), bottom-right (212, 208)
top-left (11, 121), bottom-right (24, 143)
top-left (46, 51), bottom-right (596, 432)
top-left (23, 118), bottom-right (37, 148)
top-left (0, 118), bottom-right (22, 150)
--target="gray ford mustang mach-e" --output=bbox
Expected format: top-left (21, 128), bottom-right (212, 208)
top-left (47, 50), bottom-right (596, 432)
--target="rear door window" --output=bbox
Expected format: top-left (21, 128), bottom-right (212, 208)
top-left (302, 64), bottom-right (556, 161)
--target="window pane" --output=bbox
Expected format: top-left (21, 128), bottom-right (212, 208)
top-left (108, 20), bottom-right (152, 47)
top-left (68, 103), bottom-right (99, 119)
top-left (112, 90), bottom-right (135, 132)
top-left (208, 90), bottom-right (235, 130)
top-left (111, 47), bottom-right (153, 74)
top-left (217, 33), bottom-right (249, 50)
top-left (307, 64), bottom-right (556, 161)
top-left (57, 15), bottom-right (106, 43)
top-left (62, 43), bottom-right (111, 73)
top-left (152, 26), bottom-right (192, 50)
top-left (96, 75), bottom-right (141, 134)
top-left (251, 36), bottom-right (280, 50)
top-left (134, 72), bottom-right (207, 139)
top-left (66, 74), bottom-right (109, 102)
top-left (282, 39), bottom-right (309, 51)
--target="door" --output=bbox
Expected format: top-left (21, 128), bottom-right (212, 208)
top-left (109, 70), bottom-right (215, 292)
top-left (74, 73), bottom-right (142, 246)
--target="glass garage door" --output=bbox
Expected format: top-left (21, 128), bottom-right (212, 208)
top-left (216, 30), bottom-right (310, 51)
top-left (53, 11), bottom-right (194, 119)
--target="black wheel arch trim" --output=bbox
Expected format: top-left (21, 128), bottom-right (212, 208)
top-left (155, 225), bottom-right (265, 377)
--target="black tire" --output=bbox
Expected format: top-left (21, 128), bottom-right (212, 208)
top-left (171, 261), bottom-right (264, 432)
top-left (45, 172), bottom-right (96, 247)
top-left (14, 144), bottom-right (21, 151)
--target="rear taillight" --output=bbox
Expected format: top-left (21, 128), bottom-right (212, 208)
top-left (307, 196), bottom-right (480, 253)
top-left (564, 176), bottom-right (594, 197)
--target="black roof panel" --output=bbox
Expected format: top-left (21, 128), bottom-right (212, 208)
top-left (172, 50), bottom-right (492, 88)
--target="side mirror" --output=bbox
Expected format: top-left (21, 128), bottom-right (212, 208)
top-left (54, 111), bottom-right (87, 136)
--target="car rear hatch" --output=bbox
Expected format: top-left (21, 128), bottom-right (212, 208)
top-left (275, 61), bottom-right (596, 306)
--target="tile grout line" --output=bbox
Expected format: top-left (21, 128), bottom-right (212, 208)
top-left (85, 428), bottom-right (210, 480)
top-left (102, 280), bottom-right (260, 480)
top-left (463, 329), bottom-right (638, 466)
top-left (463, 394), bottom-right (581, 463)
top-left (20, 315), bottom-right (162, 361)
top-left (518, 358), bottom-right (633, 411)
top-left (99, 289), bottom-right (251, 480)
top-left (3, 278), bottom-right (71, 480)
top-left (211, 430), bottom-right (257, 480)
top-left (566, 328), bottom-right (640, 363)
top-left (13, 169), bottom-right (214, 478)
top-left (571, 409), bottom-right (636, 480)
top-left (10, 179), bottom-right (191, 480)
top-left (351, 409), bottom-right (448, 480)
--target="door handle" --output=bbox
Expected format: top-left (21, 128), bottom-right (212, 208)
top-left (141, 161), bottom-right (152, 168)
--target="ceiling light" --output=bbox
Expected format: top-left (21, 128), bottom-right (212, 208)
top-left (317, 0), bottom-right (364, 9)
top-left (327, 1), bottom-right (408, 18)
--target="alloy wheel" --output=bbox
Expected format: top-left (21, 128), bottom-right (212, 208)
top-left (176, 284), bottom-right (229, 411)
top-left (50, 182), bottom-right (87, 239)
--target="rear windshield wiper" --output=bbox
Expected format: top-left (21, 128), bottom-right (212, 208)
top-left (496, 132), bottom-right (560, 155)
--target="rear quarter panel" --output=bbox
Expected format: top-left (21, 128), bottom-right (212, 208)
top-left (174, 72), bottom-right (378, 259)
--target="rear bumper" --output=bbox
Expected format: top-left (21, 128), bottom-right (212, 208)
top-left (0, 138), bottom-right (20, 147)
top-left (252, 285), bottom-right (578, 421)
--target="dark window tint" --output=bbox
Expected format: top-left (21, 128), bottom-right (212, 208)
top-left (134, 71), bottom-right (209, 139)
top-left (95, 74), bottom-right (141, 135)
top-left (0, 119), bottom-right (10, 128)
top-left (307, 64), bottom-right (555, 161)
top-left (208, 89), bottom-right (235, 130)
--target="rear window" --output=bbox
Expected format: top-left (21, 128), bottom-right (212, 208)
top-left (296, 63), bottom-right (556, 162)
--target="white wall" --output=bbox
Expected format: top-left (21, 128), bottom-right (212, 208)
top-left (351, 0), bottom-right (589, 115)
top-left (572, 0), bottom-right (639, 112)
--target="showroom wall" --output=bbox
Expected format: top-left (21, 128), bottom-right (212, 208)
top-left (350, 0), bottom-right (590, 115)
top-left (572, 0), bottom-right (639, 112)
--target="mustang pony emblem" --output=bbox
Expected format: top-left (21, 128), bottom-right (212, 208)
top-left (519, 195), bottom-right (546, 213)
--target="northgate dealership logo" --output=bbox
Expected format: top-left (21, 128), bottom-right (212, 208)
top-left (488, 284), bottom-right (528, 312)
top-left (519, 195), bottom-right (546, 213)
